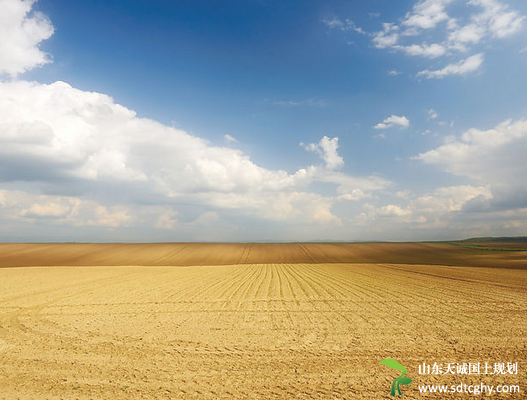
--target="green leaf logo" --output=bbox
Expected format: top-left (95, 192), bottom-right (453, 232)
top-left (379, 358), bottom-right (412, 396)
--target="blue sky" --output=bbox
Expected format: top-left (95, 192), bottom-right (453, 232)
top-left (1, 0), bottom-right (527, 241)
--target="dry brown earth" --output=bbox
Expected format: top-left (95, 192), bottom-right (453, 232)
top-left (0, 243), bottom-right (526, 399)
top-left (1, 242), bottom-right (526, 268)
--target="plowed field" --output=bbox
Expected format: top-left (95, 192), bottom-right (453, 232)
top-left (0, 243), bottom-right (526, 399)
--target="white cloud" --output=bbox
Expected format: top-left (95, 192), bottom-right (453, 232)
top-left (10, 0), bottom-right (526, 241)
top-left (323, 17), bottom-right (365, 34)
top-left (373, 23), bottom-right (400, 48)
top-left (321, 172), bottom-right (391, 197)
top-left (395, 43), bottom-right (447, 58)
top-left (428, 108), bottom-right (439, 119)
top-left (301, 136), bottom-right (344, 170)
top-left (375, 204), bottom-right (412, 217)
top-left (88, 206), bottom-right (131, 228)
top-left (417, 52), bottom-right (484, 78)
top-left (224, 134), bottom-right (238, 143)
top-left (323, 17), bottom-right (344, 29)
top-left (416, 118), bottom-right (527, 210)
top-left (336, 189), bottom-right (369, 202)
top-left (156, 211), bottom-right (178, 229)
top-left (360, 185), bottom-right (493, 233)
top-left (20, 197), bottom-right (79, 218)
top-left (472, 0), bottom-right (525, 39)
top-left (373, 115), bottom-right (410, 129)
top-left (447, 0), bottom-right (524, 50)
top-left (447, 22), bottom-right (486, 48)
top-left (193, 191), bottom-right (341, 224)
top-left (0, 77), bottom-right (392, 231)
top-left (387, 70), bottom-right (401, 76)
top-left (412, 185), bottom-right (493, 214)
top-left (417, 118), bottom-right (527, 178)
top-left (1, 189), bottom-right (134, 228)
top-left (0, 0), bottom-right (54, 77)
top-left (0, 80), bottom-right (314, 195)
top-left (402, 0), bottom-right (455, 30)
top-left (369, 0), bottom-right (524, 77)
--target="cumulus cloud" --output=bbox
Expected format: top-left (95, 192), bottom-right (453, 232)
top-left (301, 136), bottom-right (344, 170)
top-left (0, 0), bottom-right (54, 77)
top-left (20, 198), bottom-right (79, 218)
top-left (0, 72), bottom-right (395, 233)
top-left (416, 119), bottom-right (527, 210)
top-left (412, 185), bottom-right (493, 214)
top-left (447, 22), bottom-right (487, 48)
top-left (373, 23), bottom-right (400, 48)
top-left (374, 204), bottom-right (412, 217)
top-left (395, 43), bottom-right (447, 58)
top-left (416, 118), bottom-right (527, 180)
top-left (373, 115), bottom-right (410, 129)
top-left (471, 0), bottom-right (524, 39)
top-left (402, 0), bottom-right (455, 30)
top-left (359, 185), bottom-right (494, 234)
top-left (88, 206), bottom-right (132, 228)
top-left (3, 189), bottom-right (133, 228)
top-left (0, 62), bottom-right (391, 235)
top-left (0, 80), bottom-right (314, 195)
top-left (417, 52), bottom-right (484, 78)
top-left (447, 0), bottom-right (524, 51)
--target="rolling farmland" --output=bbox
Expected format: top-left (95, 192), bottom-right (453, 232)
top-left (0, 243), bottom-right (526, 399)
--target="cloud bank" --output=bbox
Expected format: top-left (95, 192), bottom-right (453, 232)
top-left (0, 0), bottom-right (394, 239)
top-left (2, 0), bottom-right (527, 241)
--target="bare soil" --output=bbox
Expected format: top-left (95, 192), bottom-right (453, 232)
top-left (0, 243), bottom-right (525, 399)
top-left (0, 242), bottom-right (526, 268)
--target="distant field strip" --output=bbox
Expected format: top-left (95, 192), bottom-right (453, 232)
top-left (1, 242), bottom-right (527, 268)
top-left (0, 263), bottom-right (526, 399)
